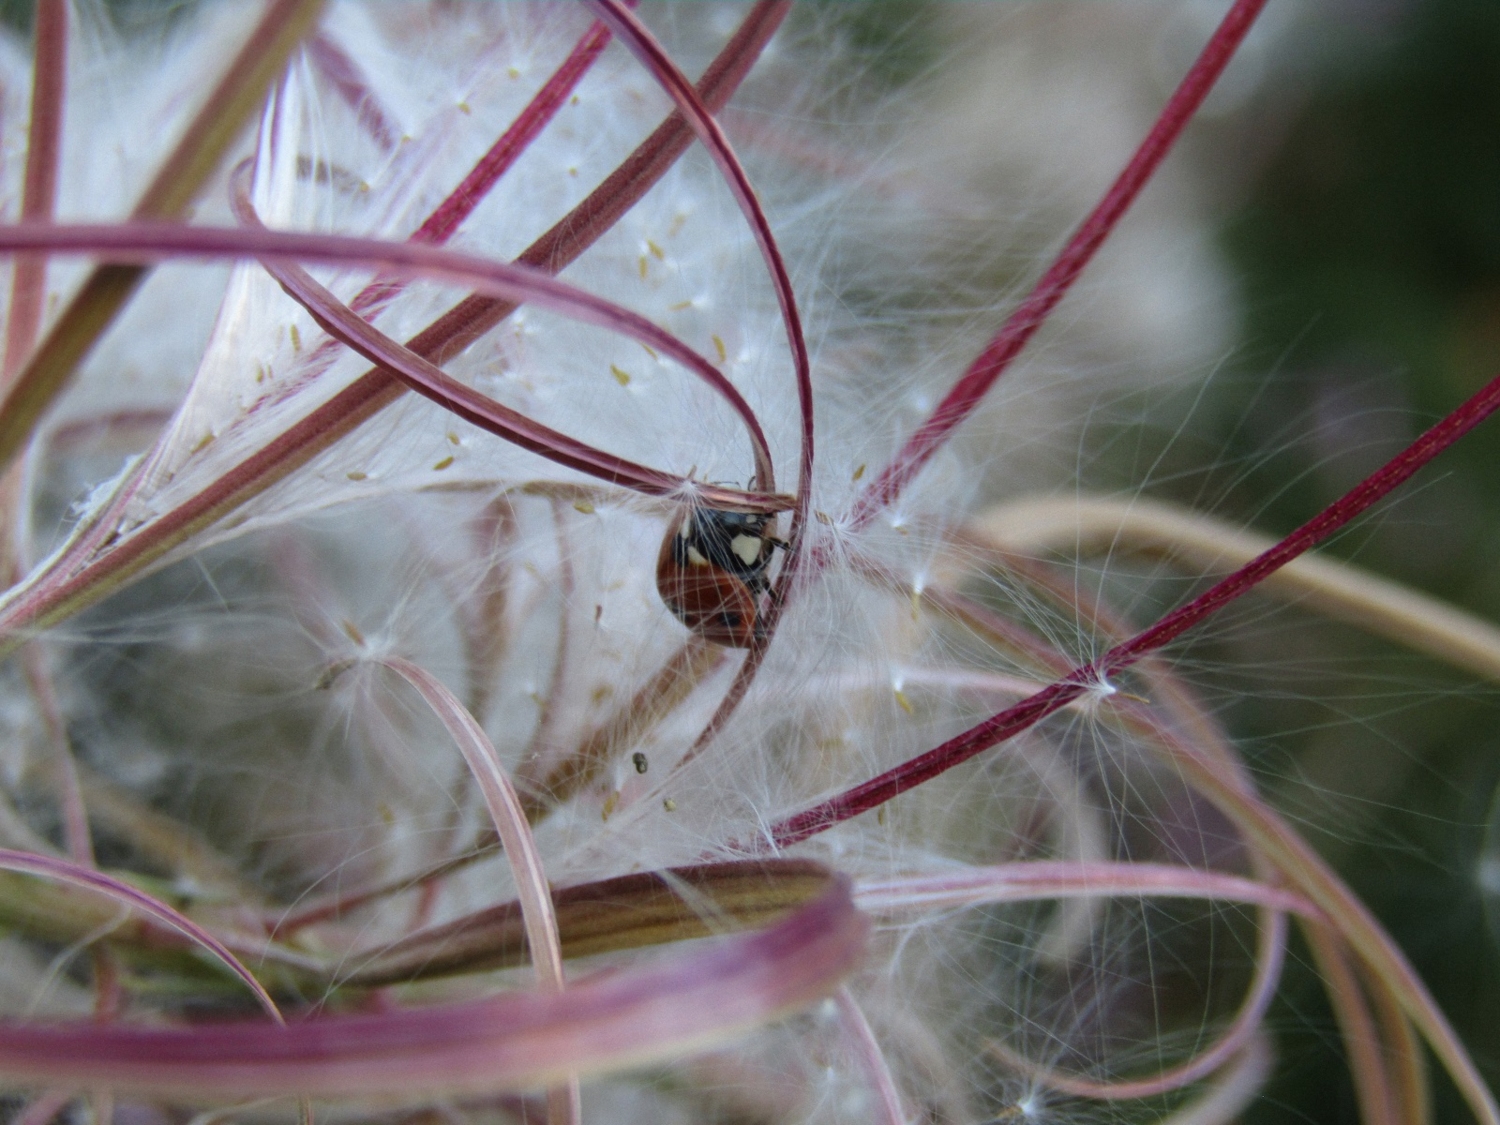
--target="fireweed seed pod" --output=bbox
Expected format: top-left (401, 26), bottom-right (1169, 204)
top-left (0, 4), bottom-right (1489, 1125)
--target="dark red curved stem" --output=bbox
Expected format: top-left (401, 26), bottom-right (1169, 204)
top-left (588, 0), bottom-right (820, 761)
top-left (772, 364), bottom-right (1500, 849)
top-left (0, 218), bottom-right (792, 511)
top-left (845, 0), bottom-right (1268, 532)
top-left (588, 0), bottom-right (811, 502)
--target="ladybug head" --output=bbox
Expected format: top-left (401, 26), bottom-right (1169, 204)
top-left (655, 506), bottom-right (783, 647)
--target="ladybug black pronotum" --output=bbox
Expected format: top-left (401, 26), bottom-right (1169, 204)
top-left (656, 507), bottom-right (784, 647)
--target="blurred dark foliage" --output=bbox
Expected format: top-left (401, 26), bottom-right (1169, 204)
top-left (0, 0), bottom-right (199, 36)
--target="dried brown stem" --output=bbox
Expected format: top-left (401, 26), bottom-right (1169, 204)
top-left (341, 859), bottom-right (830, 987)
top-left (520, 639), bottom-right (724, 820)
top-left (3, 0), bottom-right (68, 384)
top-left (1306, 922), bottom-right (1397, 1125)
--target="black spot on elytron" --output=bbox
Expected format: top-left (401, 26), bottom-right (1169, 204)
top-left (720, 612), bottom-right (741, 629)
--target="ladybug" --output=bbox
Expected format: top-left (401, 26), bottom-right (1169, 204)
top-left (656, 506), bottom-right (784, 647)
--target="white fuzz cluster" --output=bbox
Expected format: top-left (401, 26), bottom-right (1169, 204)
top-left (0, 3), bottom-right (1349, 1124)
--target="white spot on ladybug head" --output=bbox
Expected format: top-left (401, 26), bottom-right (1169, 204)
top-left (686, 545), bottom-right (710, 566)
top-left (730, 534), bottom-right (762, 566)
top-left (679, 517), bottom-right (692, 538)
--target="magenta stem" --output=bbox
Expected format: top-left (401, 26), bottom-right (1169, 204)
top-left (845, 0), bottom-right (1268, 532)
top-left (0, 878), bottom-right (866, 1098)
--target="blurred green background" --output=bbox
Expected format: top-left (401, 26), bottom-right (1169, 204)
top-left (1118, 0), bottom-right (1500, 1119)
top-left (1218, 0), bottom-right (1500, 1120)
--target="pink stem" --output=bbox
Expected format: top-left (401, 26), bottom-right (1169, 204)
top-left (845, 0), bottom-right (1268, 532)
top-left (0, 878), bottom-right (866, 1097)
top-left (834, 988), bottom-right (908, 1125)
top-left (380, 658), bottom-right (579, 1125)
top-left (1161, 1036), bottom-right (1274, 1125)
top-left (307, 33), bottom-right (399, 152)
top-left (0, 848), bottom-right (282, 1022)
